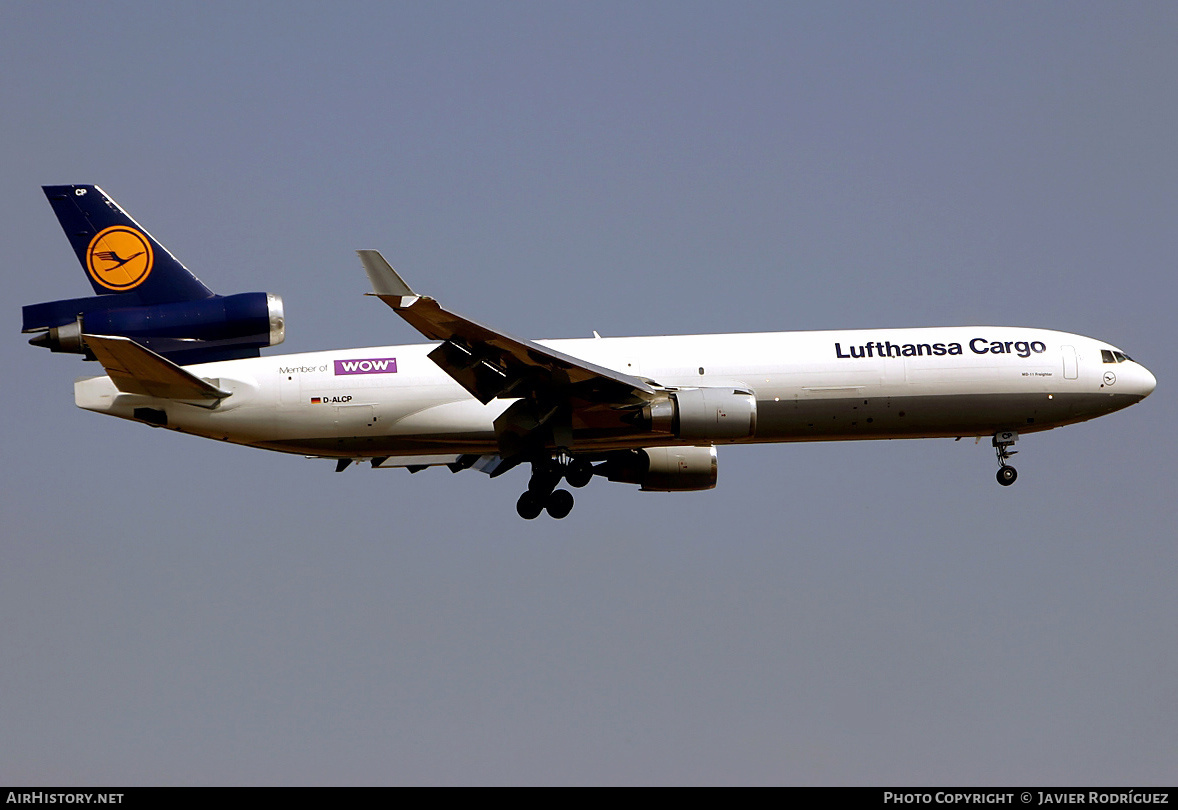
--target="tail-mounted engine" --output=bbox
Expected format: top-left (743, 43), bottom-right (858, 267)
top-left (25, 185), bottom-right (286, 366)
top-left (24, 292), bottom-right (285, 365)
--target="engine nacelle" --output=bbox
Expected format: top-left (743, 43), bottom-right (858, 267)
top-left (642, 387), bottom-right (757, 441)
top-left (25, 292), bottom-right (285, 364)
top-left (82, 292), bottom-right (285, 344)
top-left (599, 445), bottom-right (718, 492)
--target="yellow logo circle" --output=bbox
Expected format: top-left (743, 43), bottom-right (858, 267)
top-left (86, 226), bottom-right (154, 291)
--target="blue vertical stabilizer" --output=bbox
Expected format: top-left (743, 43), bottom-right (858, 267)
top-left (42, 185), bottom-right (214, 304)
top-left (25, 185), bottom-right (285, 365)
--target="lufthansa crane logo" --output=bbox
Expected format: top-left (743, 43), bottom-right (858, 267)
top-left (86, 226), bottom-right (154, 291)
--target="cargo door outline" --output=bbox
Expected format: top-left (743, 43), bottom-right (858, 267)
top-left (335, 403), bottom-right (377, 435)
top-left (1061, 345), bottom-right (1079, 380)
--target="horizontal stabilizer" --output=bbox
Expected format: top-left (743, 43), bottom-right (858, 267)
top-left (83, 334), bottom-right (230, 403)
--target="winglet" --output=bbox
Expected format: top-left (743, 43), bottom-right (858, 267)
top-left (357, 250), bottom-right (418, 307)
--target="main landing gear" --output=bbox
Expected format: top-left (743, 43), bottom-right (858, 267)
top-left (993, 431), bottom-right (1018, 487)
top-left (515, 456), bottom-right (594, 519)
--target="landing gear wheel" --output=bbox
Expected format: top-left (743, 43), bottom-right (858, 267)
top-left (546, 489), bottom-right (574, 519)
top-left (991, 432), bottom-right (1020, 488)
top-left (565, 459), bottom-right (593, 488)
top-left (528, 469), bottom-right (559, 495)
top-left (516, 490), bottom-right (544, 520)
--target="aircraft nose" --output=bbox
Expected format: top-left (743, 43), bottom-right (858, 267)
top-left (1138, 364), bottom-right (1157, 399)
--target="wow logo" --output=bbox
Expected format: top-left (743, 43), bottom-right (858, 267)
top-left (86, 226), bottom-right (154, 291)
top-left (334, 357), bottom-right (398, 375)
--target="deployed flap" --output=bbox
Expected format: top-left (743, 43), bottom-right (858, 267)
top-left (355, 250), bottom-right (657, 406)
top-left (371, 454), bottom-right (464, 469)
top-left (83, 334), bottom-right (230, 403)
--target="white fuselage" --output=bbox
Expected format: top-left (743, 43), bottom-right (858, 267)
top-left (74, 326), bottom-right (1156, 459)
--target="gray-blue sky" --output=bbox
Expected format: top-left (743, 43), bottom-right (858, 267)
top-left (2, 1), bottom-right (1175, 785)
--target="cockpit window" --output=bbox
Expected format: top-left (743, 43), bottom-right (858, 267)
top-left (1102, 349), bottom-right (1134, 364)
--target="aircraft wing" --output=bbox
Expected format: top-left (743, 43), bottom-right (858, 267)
top-left (84, 334), bottom-right (230, 404)
top-left (357, 250), bottom-right (658, 407)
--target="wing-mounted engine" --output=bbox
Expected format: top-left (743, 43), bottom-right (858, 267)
top-left (639, 387), bottom-right (757, 441)
top-left (598, 445), bottom-right (718, 491)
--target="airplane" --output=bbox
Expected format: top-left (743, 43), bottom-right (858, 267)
top-left (24, 185), bottom-right (1157, 519)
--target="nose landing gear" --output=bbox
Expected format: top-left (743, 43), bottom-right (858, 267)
top-left (993, 431), bottom-right (1018, 486)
